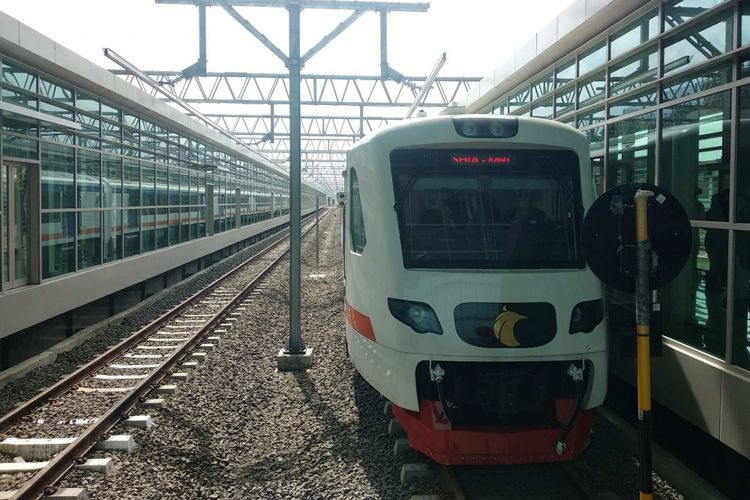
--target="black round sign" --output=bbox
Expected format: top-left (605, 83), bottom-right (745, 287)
top-left (582, 183), bottom-right (692, 292)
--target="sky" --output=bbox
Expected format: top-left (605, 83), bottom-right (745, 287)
top-left (1, 0), bottom-right (577, 79)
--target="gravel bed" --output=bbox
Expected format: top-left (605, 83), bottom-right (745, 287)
top-left (0, 223), bottom-right (295, 417)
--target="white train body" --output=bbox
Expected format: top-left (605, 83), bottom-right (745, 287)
top-left (344, 115), bottom-right (606, 463)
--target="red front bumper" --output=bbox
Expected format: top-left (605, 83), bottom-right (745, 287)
top-left (392, 399), bottom-right (595, 465)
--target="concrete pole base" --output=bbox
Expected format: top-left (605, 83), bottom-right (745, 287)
top-left (276, 347), bottom-right (313, 371)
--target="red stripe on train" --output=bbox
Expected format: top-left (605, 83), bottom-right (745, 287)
top-left (345, 300), bottom-right (376, 342)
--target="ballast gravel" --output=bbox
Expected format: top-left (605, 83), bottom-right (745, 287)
top-left (0, 225), bottom-right (292, 417)
top-left (4, 210), bottom-right (686, 499)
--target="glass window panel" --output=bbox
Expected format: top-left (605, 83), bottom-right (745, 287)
top-left (198, 207), bottom-right (206, 236)
top-left (2, 88), bottom-right (37, 110)
top-left (124, 208), bottom-right (140, 257)
top-left (77, 210), bottom-right (101, 269)
top-left (611, 9), bottom-right (658, 59)
top-left (663, 63), bottom-right (731, 101)
top-left (169, 207), bottom-right (180, 245)
top-left (732, 231), bottom-right (750, 369)
top-left (661, 91), bottom-right (730, 223)
top-left (2, 61), bottom-right (36, 92)
top-left (181, 207), bottom-right (190, 241)
top-left (156, 164), bottom-right (169, 206)
top-left (77, 149), bottom-right (100, 209)
top-left (42, 212), bottom-right (75, 279)
top-left (40, 78), bottom-right (73, 104)
top-left (77, 112), bottom-right (100, 137)
top-left (578, 106), bottom-right (605, 128)
top-left (532, 72), bottom-right (553, 100)
top-left (3, 112), bottom-right (37, 135)
top-left (101, 140), bottom-right (121, 155)
top-left (531, 98), bottom-right (553, 119)
top-left (607, 112), bottom-right (656, 187)
top-left (609, 87), bottom-right (657, 118)
top-left (578, 41), bottom-right (606, 76)
top-left (123, 113), bottom-right (139, 128)
top-left (2, 133), bottom-right (37, 159)
top-left (142, 162), bottom-right (155, 206)
top-left (584, 127), bottom-right (605, 152)
top-left (123, 159), bottom-right (140, 207)
top-left (122, 126), bottom-right (139, 148)
top-left (661, 228), bottom-right (726, 357)
top-left (103, 209), bottom-right (122, 263)
top-left (40, 125), bottom-right (74, 145)
top-left (141, 208), bottom-right (155, 251)
top-left (76, 91), bottom-right (100, 114)
top-left (555, 88), bottom-right (575, 117)
top-left (180, 171), bottom-right (189, 205)
top-left (41, 142), bottom-right (74, 209)
top-left (736, 85), bottom-right (750, 225)
top-left (156, 207), bottom-right (169, 248)
top-left (555, 59), bottom-right (576, 88)
top-left (101, 120), bottom-right (121, 143)
top-left (743, 1), bottom-right (750, 47)
top-left (578, 71), bottom-right (606, 108)
top-left (103, 154), bottom-right (122, 208)
top-left (101, 103), bottom-right (120, 122)
top-left (663, 11), bottom-right (733, 76)
top-left (664, 0), bottom-right (726, 32)
top-left (170, 168), bottom-right (181, 205)
top-left (40, 100), bottom-right (74, 121)
top-left (508, 86), bottom-right (530, 113)
top-left (609, 45), bottom-right (657, 96)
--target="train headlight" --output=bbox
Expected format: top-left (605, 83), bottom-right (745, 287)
top-left (388, 298), bottom-right (444, 335)
top-left (569, 299), bottom-right (604, 334)
top-left (460, 121), bottom-right (480, 137)
top-left (452, 116), bottom-right (519, 138)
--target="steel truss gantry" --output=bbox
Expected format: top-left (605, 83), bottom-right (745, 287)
top-left (112, 70), bottom-right (479, 190)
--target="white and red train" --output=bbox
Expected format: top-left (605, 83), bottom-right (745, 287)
top-left (343, 115), bottom-right (606, 464)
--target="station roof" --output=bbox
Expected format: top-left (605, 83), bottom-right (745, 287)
top-left (464, 0), bottom-right (651, 114)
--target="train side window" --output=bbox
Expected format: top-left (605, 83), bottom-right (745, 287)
top-left (349, 168), bottom-right (366, 253)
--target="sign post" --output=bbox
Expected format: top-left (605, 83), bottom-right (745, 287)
top-left (634, 189), bottom-right (654, 500)
top-left (582, 183), bottom-right (691, 500)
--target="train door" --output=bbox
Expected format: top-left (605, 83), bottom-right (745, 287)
top-left (1, 161), bottom-right (31, 289)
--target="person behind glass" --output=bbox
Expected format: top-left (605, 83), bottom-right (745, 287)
top-left (503, 189), bottom-right (548, 260)
top-left (704, 189), bottom-right (729, 355)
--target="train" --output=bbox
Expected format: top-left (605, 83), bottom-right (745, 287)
top-left (343, 115), bottom-right (606, 464)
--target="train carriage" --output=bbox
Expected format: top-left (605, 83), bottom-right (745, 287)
top-left (344, 115), bottom-right (607, 464)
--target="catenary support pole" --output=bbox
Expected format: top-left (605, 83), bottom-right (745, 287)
top-left (287, 0), bottom-right (304, 355)
top-left (634, 189), bottom-right (654, 500)
top-left (315, 195), bottom-right (320, 273)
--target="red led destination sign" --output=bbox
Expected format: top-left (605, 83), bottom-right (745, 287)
top-left (450, 154), bottom-right (512, 166)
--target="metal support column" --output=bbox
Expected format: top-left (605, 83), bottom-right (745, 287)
top-left (286, 0), bottom-right (305, 355)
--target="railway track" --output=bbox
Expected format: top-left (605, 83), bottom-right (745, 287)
top-left (0, 210), bottom-right (329, 499)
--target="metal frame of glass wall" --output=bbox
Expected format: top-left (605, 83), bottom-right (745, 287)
top-left (0, 53), bottom-right (316, 291)
top-left (487, 0), bottom-right (750, 371)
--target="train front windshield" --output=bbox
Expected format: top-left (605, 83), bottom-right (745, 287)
top-left (391, 149), bottom-right (585, 269)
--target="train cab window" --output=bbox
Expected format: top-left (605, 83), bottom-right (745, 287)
top-left (391, 149), bottom-right (584, 269)
top-left (349, 168), bottom-right (366, 253)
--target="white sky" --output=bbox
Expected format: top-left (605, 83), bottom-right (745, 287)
top-left (1, 0), bottom-right (576, 78)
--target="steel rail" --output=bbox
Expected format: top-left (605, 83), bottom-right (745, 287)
top-left (8, 209), bottom-right (329, 499)
top-left (0, 219), bottom-right (288, 434)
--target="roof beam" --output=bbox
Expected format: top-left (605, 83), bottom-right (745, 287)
top-left (155, 1), bottom-right (429, 12)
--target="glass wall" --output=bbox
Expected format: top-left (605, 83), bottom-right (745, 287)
top-left (0, 54), bottom-right (322, 286)
top-left (485, 0), bottom-right (749, 370)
